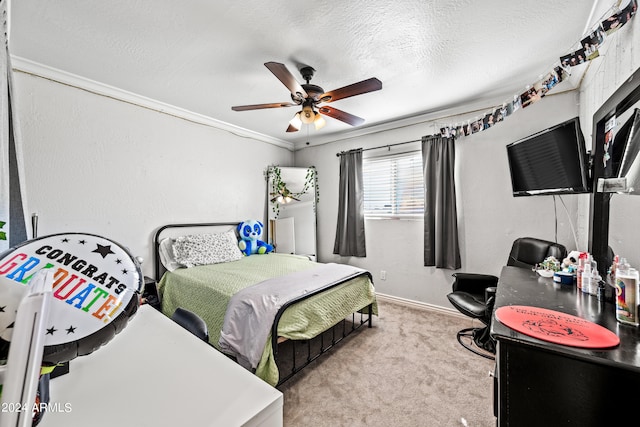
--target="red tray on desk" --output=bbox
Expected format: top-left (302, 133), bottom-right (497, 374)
top-left (495, 305), bottom-right (620, 349)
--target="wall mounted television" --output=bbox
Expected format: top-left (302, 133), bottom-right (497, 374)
top-left (506, 117), bottom-right (591, 196)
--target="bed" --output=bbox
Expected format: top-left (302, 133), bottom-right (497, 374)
top-left (153, 222), bottom-right (377, 386)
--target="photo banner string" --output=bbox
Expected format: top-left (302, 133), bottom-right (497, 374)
top-left (438, 0), bottom-right (638, 140)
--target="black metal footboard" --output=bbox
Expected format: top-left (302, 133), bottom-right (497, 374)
top-left (274, 302), bottom-right (374, 387)
top-left (271, 269), bottom-right (374, 387)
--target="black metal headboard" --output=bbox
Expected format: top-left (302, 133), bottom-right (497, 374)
top-left (152, 221), bottom-right (241, 280)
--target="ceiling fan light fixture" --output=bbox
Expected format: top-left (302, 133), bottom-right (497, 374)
top-left (276, 194), bottom-right (293, 204)
top-left (314, 112), bottom-right (326, 130)
top-left (289, 112), bottom-right (302, 130)
top-left (300, 105), bottom-right (315, 124)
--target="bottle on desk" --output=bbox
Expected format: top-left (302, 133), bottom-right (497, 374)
top-left (614, 259), bottom-right (639, 326)
top-left (588, 261), bottom-right (601, 296)
top-left (577, 252), bottom-right (588, 291)
top-left (582, 263), bottom-right (593, 295)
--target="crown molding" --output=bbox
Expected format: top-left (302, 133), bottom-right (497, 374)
top-left (10, 55), bottom-right (294, 151)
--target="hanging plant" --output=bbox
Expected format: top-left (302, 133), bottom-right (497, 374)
top-left (266, 166), bottom-right (284, 217)
top-left (266, 166), bottom-right (319, 217)
top-left (302, 166), bottom-right (319, 212)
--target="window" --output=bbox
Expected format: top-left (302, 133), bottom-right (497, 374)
top-left (363, 151), bottom-right (424, 218)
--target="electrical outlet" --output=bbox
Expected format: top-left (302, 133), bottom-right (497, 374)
top-left (380, 270), bottom-right (387, 280)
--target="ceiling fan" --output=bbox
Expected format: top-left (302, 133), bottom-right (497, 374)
top-left (232, 62), bottom-right (382, 132)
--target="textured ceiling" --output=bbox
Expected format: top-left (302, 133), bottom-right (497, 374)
top-left (10, 0), bottom-right (610, 148)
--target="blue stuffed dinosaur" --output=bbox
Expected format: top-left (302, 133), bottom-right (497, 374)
top-left (237, 220), bottom-right (274, 256)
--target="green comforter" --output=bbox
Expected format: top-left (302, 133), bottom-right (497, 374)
top-left (158, 253), bottom-right (377, 385)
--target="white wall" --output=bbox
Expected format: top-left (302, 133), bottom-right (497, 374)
top-left (14, 72), bottom-right (293, 277)
top-left (295, 92), bottom-right (581, 308)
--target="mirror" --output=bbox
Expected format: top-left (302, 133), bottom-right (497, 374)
top-left (266, 166), bottom-right (318, 260)
top-left (590, 66), bottom-right (640, 273)
top-left (597, 105), bottom-right (640, 194)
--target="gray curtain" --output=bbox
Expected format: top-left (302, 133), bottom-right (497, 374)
top-left (1, 1), bottom-right (28, 251)
top-left (422, 135), bottom-right (461, 269)
top-left (333, 149), bottom-right (366, 257)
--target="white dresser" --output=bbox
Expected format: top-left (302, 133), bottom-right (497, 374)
top-left (41, 305), bottom-right (283, 427)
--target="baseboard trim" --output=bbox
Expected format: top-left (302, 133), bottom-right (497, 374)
top-left (376, 293), bottom-right (465, 318)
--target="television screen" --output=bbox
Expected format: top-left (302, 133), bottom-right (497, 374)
top-left (506, 117), bottom-right (590, 196)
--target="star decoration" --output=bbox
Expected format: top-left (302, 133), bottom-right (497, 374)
top-left (46, 326), bottom-right (57, 335)
top-left (66, 325), bottom-right (76, 334)
top-left (93, 244), bottom-right (115, 259)
top-left (116, 259), bottom-right (123, 264)
top-left (0, 306), bottom-right (5, 312)
top-left (122, 268), bottom-right (128, 275)
top-left (61, 238), bottom-right (69, 243)
top-left (79, 240), bottom-right (86, 245)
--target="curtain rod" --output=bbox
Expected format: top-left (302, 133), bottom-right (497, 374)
top-left (335, 138), bottom-right (424, 157)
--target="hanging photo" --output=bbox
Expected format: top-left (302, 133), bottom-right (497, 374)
top-left (483, 111), bottom-right (496, 130)
top-left (520, 87), bottom-right (541, 109)
top-left (603, 127), bottom-right (614, 169)
top-left (512, 96), bottom-right (522, 113)
top-left (493, 107), bottom-right (506, 124)
top-left (602, 0), bottom-right (637, 35)
top-left (504, 101), bottom-right (514, 117)
top-left (603, 117), bottom-right (618, 170)
top-left (555, 65), bottom-right (568, 83)
top-left (536, 67), bottom-right (565, 97)
top-left (560, 48), bottom-right (588, 68)
top-left (581, 27), bottom-right (605, 60)
top-left (470, 119), bottom-right (482, 134)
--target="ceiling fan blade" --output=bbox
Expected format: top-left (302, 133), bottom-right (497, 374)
top-left (320, 77), bottom-right (382, 103)
top-left (286, 123), bottom-right (299, 132)
top-left (265, 62), bottom-right (308, 99)
top-left (231, 102), bottom-right (296, 111)
top-left (318, 106), bottom-right (365, 126)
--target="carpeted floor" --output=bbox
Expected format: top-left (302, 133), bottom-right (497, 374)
top-left (279, 298), bottom-right (496, 427)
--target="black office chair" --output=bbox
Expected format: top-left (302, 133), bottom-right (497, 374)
top-left (447, 237), bottom-right (567, 359)
top-left (171, 307), bottom-right (209, 342)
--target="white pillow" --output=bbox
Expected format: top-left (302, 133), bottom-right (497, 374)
top-left (171, 230), bottom-right (243, 268)
top-left (159, 237), bottom-right (184, 272)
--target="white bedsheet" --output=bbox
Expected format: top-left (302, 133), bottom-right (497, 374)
top-left (218, 262), bottom-right (367, 369)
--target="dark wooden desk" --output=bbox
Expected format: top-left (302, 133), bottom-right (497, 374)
top-left (490, 266), bottom-right (640, 427)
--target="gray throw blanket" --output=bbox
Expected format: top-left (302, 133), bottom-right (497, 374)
top-left (219, 262), bottom-right (367, 370)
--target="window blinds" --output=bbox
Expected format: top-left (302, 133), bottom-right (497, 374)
top-left (363, 151), bottom-right (424, 217)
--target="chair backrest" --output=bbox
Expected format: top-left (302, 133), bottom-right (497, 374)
top-left (507, 237), bottom-right (567, 269)
top-left (171, 307), bottom-right (209, 342)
